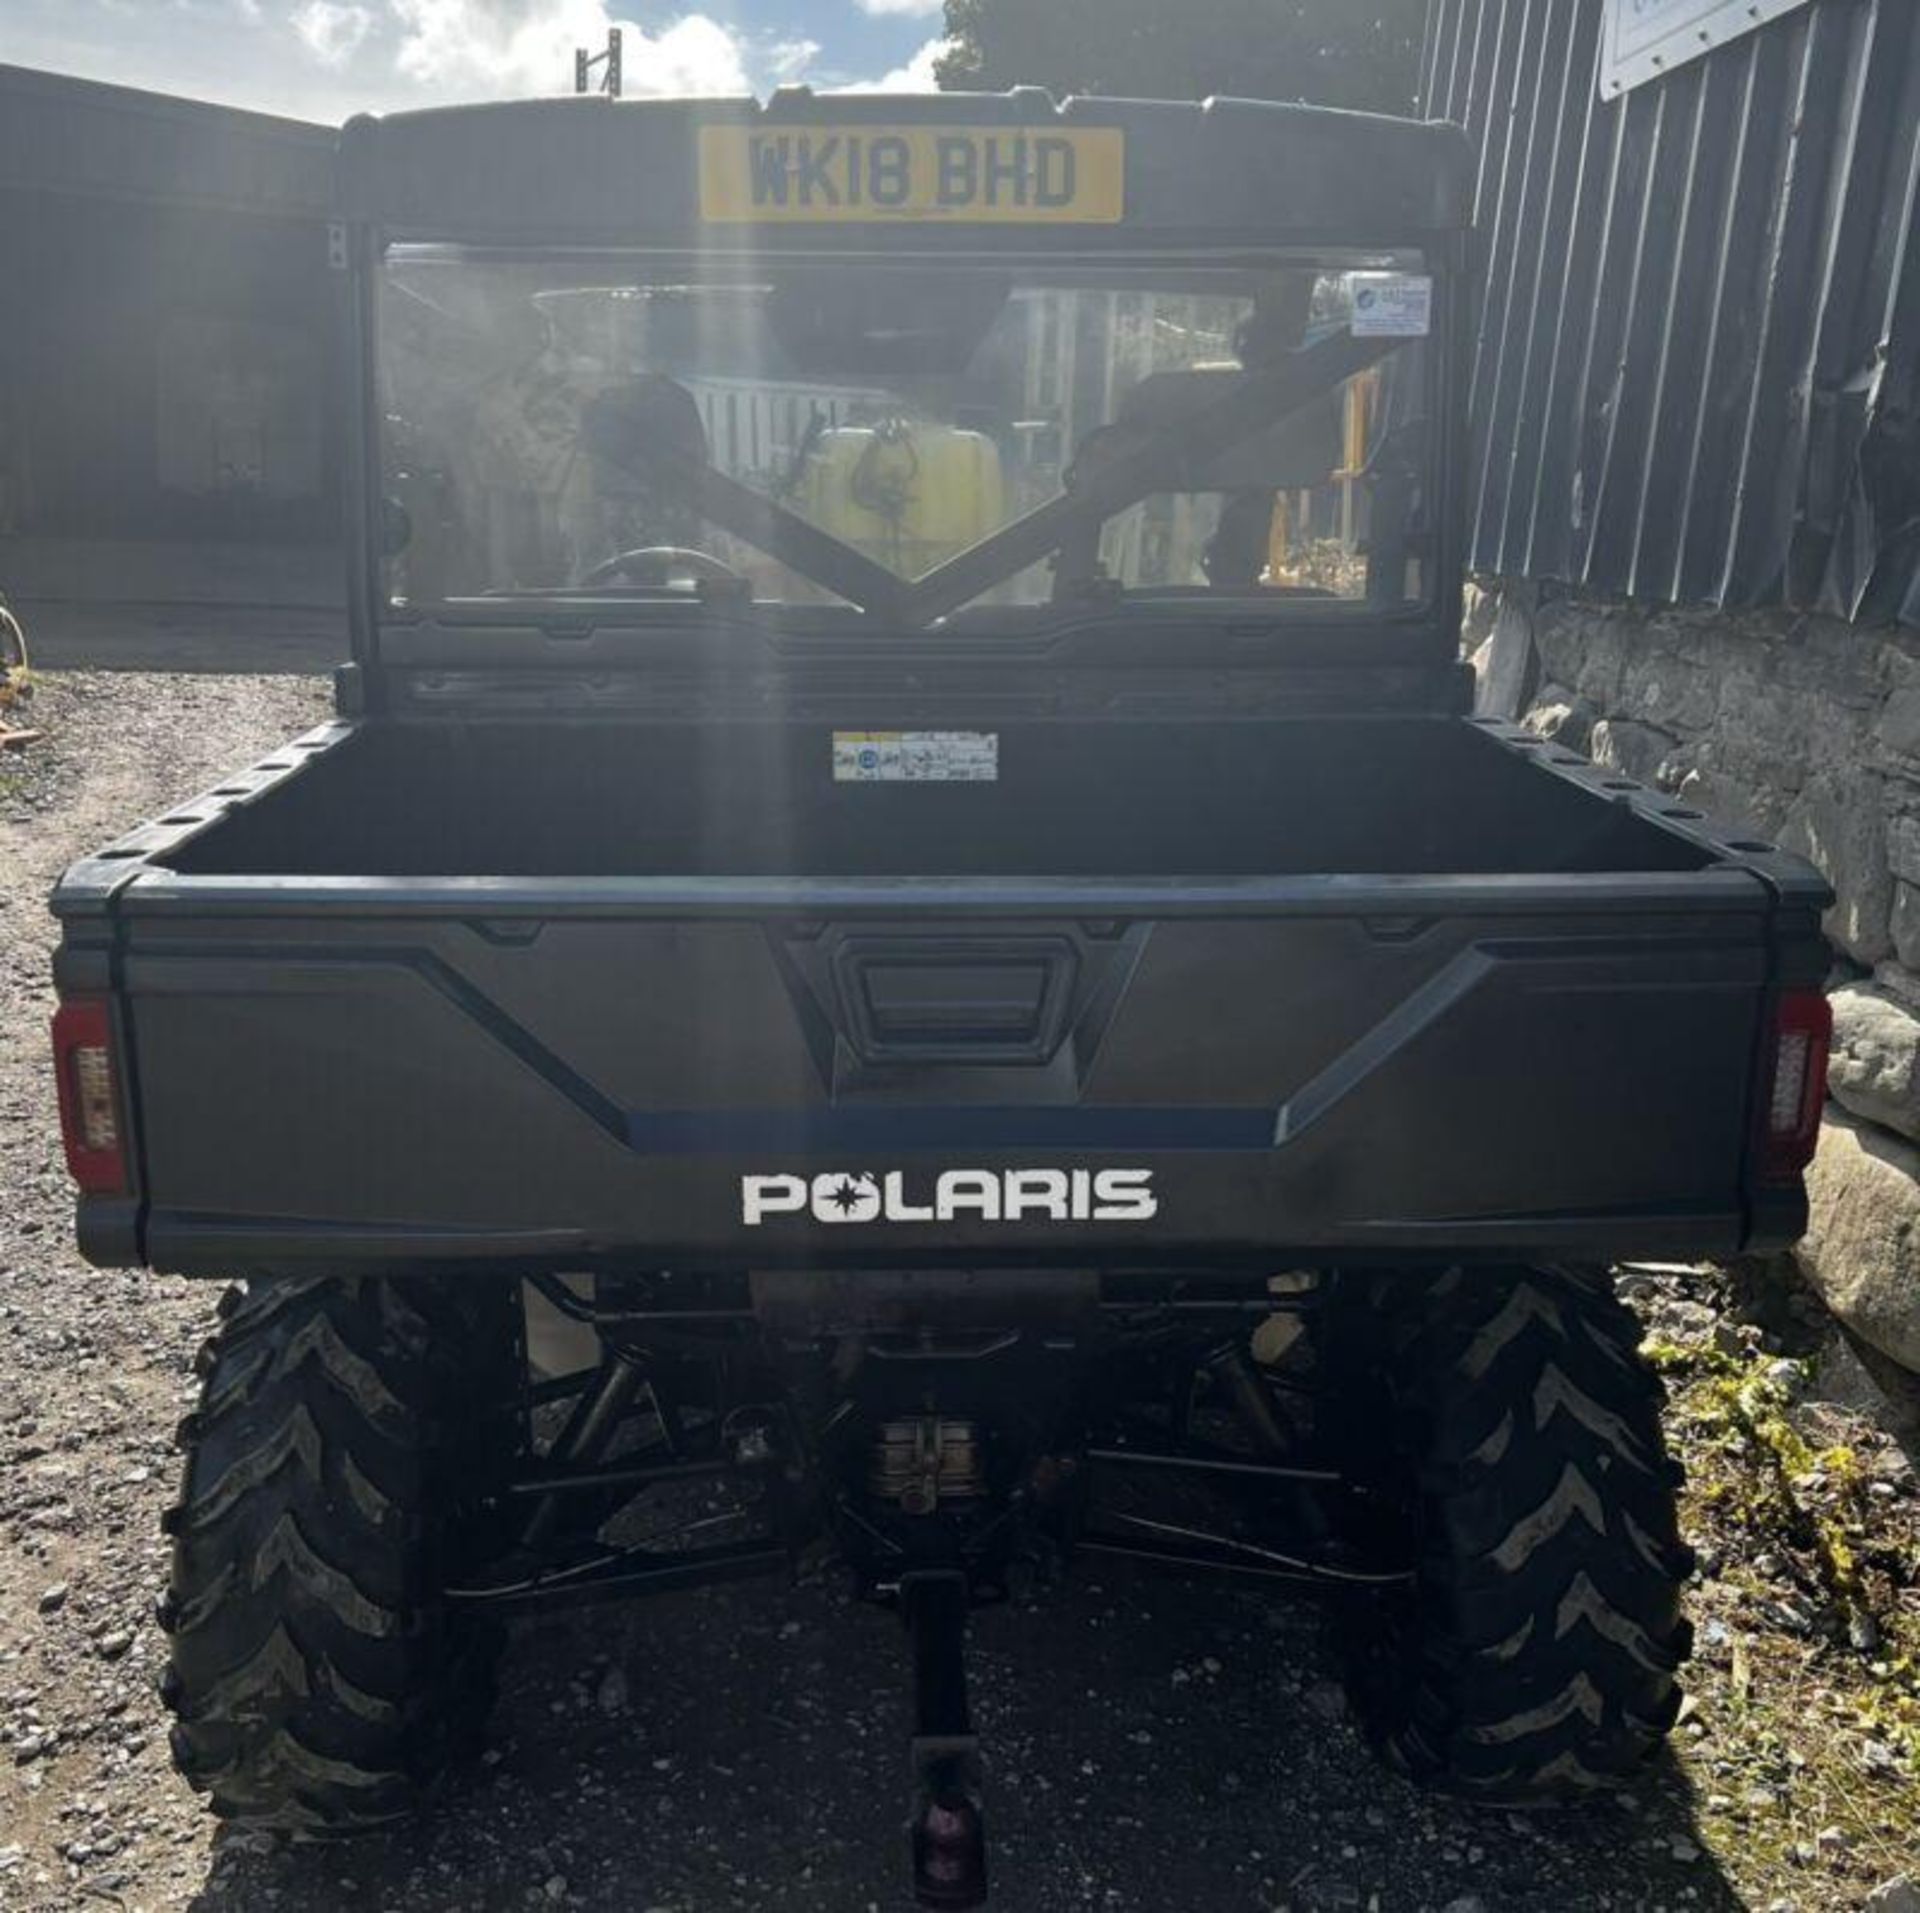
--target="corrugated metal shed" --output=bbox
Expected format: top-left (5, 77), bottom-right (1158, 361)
top-left (0, 67), bottom-right (338, 546)
top-left (0, 64), bottom-right (331, 218)
top-left (1421, 0), bottom-right (1920, 625)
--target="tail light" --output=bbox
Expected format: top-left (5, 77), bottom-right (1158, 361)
top-left (52, 996), bottom-right (129, 1195)
top-left (1758, 989), bottom-right (1831, 1182)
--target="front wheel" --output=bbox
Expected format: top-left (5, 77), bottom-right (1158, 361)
top-left (1337, 1265), bottom-right (1693, 1801)
top-left (157, 1275), bottom-right (522, 1833)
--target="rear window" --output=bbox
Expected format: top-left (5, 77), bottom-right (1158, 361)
top-left (377, 247), bottom-right (1438, 629)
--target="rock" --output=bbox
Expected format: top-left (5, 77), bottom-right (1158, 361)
top-left (1591, 717), bottom-right (1683, 788)
top-left (1865, 1878), bottom-right (1920, 1913)
top-left (1461, 580), bottom-right (1500, 652)
top-left (1523, 686), bottom-right (1597, 752)
top-left (1877, 960), bottom-right (1920, 1012)
top-left (95, 1632), bottom-right (132, 1662)
top-left (1440, 1899), bottom-right (1488, 1913)
top-left (1778, 770), bottom-right (1894, 964)
top-left (1878, 686), bottom-right (1920, 759)
top-left (1845, 1329), bottom-right (1920, 1441)
top-left (1887, 812), bottom-right (1920, 887)
top-left (1303, 1679), bottom-right (1347, 1725)
top-left (1799, 1107), bottom-right (1920, 1373)
top-left (1828, 984), bottom-right (1920, 1143)
top-left (1891, 883), bottom-right (1920, 973)
top-left (1472, 584), bottom-right (1539, 721)
top-left (1809, 1326), bottom-right (1920, 1440)
top-left (595, 1667), bottom-right (627, 1717)
top-left (1763, 1358), bottom-right (1805, 1397)
top-left (1641, 1294), bottom-right (1718, 1344)
top-left (36, 1585), bottom-right (67, 1615)
top-left (1813, 1824), bottom-right (1848, 1857)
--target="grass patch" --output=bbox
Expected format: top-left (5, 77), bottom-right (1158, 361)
top-left (1648, 1325), bottom-right (1920, 1897)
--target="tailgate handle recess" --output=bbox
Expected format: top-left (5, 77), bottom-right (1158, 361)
top-left (832, 935), bottom-right (1080, 1066)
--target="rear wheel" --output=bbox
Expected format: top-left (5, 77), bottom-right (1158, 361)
top-left (1336, 1265), bottom-right (1692, 1801)
top-left (158, 1274), bottom-right (522, 1833)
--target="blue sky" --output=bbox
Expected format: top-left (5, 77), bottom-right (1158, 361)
top-left (0, 0), bottom-right (949, 123)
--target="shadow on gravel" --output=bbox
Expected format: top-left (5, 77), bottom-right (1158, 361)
top-left (188, 1566), bottom-right (1743, 1913)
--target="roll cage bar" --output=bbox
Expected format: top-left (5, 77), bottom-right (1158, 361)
top-left (573, 325), bottom-right (1398, 628)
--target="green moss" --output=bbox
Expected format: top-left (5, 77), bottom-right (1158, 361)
top-left (1656, 1342), bottom-right (1920, 1897)
top-left (1640, 1337), bottom-right (1740, 1378)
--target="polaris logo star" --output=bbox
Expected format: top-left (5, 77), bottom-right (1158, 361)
top-left (740, 1169), bottom-right (1159, 1228)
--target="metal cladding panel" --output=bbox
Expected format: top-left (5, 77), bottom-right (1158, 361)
top-left (338, 91), bottom-right (1475, 247)
top-left (1422, 0), bottom-right (1920, 624)
top-left (0, 63), bottom-right (331, 217)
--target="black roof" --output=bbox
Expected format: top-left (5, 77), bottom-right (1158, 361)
top-left (339, 89), bottom-right (1474, 250)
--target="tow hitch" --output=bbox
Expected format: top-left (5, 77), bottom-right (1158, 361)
top-left (440, 1273), bottom-right (1411, 1908)
top-left (902, 1571), bottom-right (989, 1911)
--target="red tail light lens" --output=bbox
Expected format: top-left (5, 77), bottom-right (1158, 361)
top-left (52, 997), bottom-right (129, 1195)
top-left (1759, 989), bottom-right (1831, 1182)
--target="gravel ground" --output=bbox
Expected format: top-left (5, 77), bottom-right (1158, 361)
top-left (1, 671), bottom-right (1914, 1913)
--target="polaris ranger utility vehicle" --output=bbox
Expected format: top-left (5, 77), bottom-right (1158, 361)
top-left (52, 91), bottom-right (1833, 1907)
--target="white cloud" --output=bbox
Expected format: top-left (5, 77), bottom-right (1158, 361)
top-left (765, 36), bottom-right (822, 86)
top-left (853, 0), bottom-right (945, 16)
top-left (388, 3), bottom-right (750, 101)
top-left (17, 0), bottom-right (931, 119)
top-left (834, 34), bottom-right (949, 93)
top-left (290, 2), bottom-right (375, 67)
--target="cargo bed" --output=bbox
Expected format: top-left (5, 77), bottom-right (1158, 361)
top-left (54, 709), bottom-right (1828, 1277)
top-left (164, 716), bottom-right (1710, 880)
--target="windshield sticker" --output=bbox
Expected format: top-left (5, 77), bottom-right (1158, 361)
top-left (834, 732), bottom-right (999, 784)
top-left (1349, 273), bottom-right (1433, 338)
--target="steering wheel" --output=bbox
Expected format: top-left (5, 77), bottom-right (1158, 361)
top-left (579, 546), bottom-right (746, 591)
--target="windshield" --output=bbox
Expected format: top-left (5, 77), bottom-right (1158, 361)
top-left (377, 248), bottom-right (1436, 628)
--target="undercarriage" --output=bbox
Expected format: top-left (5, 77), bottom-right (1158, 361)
top-left (477, 1269), bottom-right (1406, 1908)
top-left (157, 1264), bottom-right (1691, 1909)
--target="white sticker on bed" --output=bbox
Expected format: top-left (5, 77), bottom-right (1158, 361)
top-left (833, 732), bottom-right (999, 783)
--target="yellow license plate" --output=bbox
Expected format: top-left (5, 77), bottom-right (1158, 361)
top-left (699, 125), bottom-right (1126, 225)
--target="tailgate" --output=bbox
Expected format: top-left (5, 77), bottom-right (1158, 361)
top-left (92, 867), bottom-right (1799, 1272)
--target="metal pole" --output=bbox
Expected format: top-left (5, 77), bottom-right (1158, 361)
top-left (902, 1571), bottom-right (987, 1911)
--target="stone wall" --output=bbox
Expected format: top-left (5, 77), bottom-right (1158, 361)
top-left (1467, 581), bottom-right (1920, 1376)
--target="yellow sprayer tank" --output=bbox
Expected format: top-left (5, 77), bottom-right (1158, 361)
top-left (793, 423), bottom-right (1006, 578)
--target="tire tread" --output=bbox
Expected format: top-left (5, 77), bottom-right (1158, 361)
top-left (1344, 1266), bottom-right (1689, 1803)
top-left (162, 1276), bottom-right (515, 1834)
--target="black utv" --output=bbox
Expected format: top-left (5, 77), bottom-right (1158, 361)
top-left (51, 91), bottom-right (1832, 1907)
